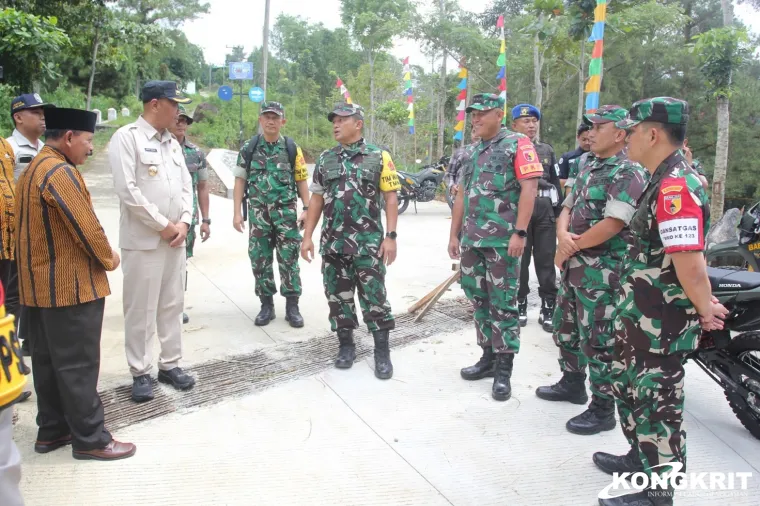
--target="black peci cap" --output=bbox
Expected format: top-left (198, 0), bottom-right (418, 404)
top-left (44, 108), bottom-right (98, 133)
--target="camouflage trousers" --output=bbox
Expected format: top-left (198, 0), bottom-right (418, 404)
top-left (321, 253), bottom-right (394, 332)
top-left (611, 338), bottom-right (687, 479)
top-left (248, 201), bottom-right (302, 297)
top-left (460, 247), bottom-right (520, 353)
top-left (552, 278), bottom-right (616, 400)
top-left (186, 177), bottom-right (199, 259)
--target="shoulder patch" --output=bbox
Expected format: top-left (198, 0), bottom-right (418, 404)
top-left (661, 185), bottom-right (683, 195)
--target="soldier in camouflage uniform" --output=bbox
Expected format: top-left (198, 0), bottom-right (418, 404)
top-left (510, 104), bottom-right (561, 332)
top-left (592, 98), bottom-right (728, 506)
top-left (557, 122), bottom-right (591, 196)
top-left (681, 138), bottom-right (709, 190)
top-left (448, 93), bottom-right (543, 401)
top-left (169, 105), bottom-right (211, 324)
top-left (534, 106), bottom-right (649, 437)
top-left (234, 102), bottom-right (310, 328)
top-left (445, 134), bottom-right (481, 197)
top-left (301, 103), bottom-right (400, 380)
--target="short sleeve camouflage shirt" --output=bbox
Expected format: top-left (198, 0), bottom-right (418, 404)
top-left (563, 151), bottom-right (648, 289)
top-left (615, 150), bottom-right (711, 355)
top-left (460, 128), bottom-right (543, 248)
top-left (235, 136), bottom-right (308, 207)
top-left (309, 139), bottom-right (400, 256)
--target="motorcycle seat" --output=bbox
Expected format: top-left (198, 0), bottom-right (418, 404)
top-left (707, 267), bottom-right (760, 291)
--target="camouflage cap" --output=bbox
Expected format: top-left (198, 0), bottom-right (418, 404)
top-left (583, 105), bottom-right (627, 126)
top-left (328, 102), bottom-right (364, 122)
top-left (178, 105), bottom-right (194, 124)
top-left (615, 97), bottom-right (689, 129)
top-left (466, 93), bottom-right (505, 113)
top-left (260, 101), bottom-right (285, 117)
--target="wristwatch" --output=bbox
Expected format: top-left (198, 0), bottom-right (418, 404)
top-left (386, 231), bottom-right (397, 240)
top-left (515, 229), bottom-right (527, 238)
top-left (202, 218), bottom-right (211, 225)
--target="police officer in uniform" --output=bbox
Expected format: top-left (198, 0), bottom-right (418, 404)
top-left (510, 104), bottom-right (560, 332)
top-left (168, 105), bottom-right (210, 324)
top-left (301, 103), bottom-right (400, 380)
top-left (109, 81), bottom-right (196, 403)
top-left (7, 93), bottom-right (52, 181)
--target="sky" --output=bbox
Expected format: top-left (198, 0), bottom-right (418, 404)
top-left (183, 0), bottom-right (760, 68)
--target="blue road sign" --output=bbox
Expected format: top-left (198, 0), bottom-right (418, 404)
top-left (249, 87), bottom-right (265, 102)
top-left (218, 85), bottom-right (233, 101)
top-left (229, 62), bottom-right (254, 80)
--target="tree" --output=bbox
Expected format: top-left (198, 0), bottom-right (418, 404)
top-left (693, 18), bottom-right (752, 219)
top-left (340, 0), bottom-right (411, 142)
top-left (0, 8), bottom-right (71, 91)
top-left (116, 0), bottom-right (209, 26)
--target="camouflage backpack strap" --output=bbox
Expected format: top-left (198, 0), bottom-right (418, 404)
top-left (243, 134), bottom-right (261, 175)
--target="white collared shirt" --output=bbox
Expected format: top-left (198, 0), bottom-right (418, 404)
top-left (6, 129), bottom-right (43, 181)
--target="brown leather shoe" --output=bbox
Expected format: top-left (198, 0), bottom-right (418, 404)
top-left (72, 440), bottom-right (136, 461)
top-left (34, 434), bottom-right (72, 454)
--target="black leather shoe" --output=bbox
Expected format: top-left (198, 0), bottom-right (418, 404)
top-left (18, 390), bottom-right (31, 403)
top-left (158, 367), bottom-right (196, 391)
top-left (593, 447), bottom-right (644, 476)
top-left (335, 329), bottom-right (356, 369)
top-left (538, 298), bottom-right (555, 333)
top-left (460, 347), bottom-right (495, 380)
top-left (536, 371), bottom-right (588, 404)
top-left (285, 296), bottom-right (304, 328)
top-left (183, 312), bottom-right (189, 324)
top-left (492, 353), bottom-right (514, 401)
top-left (518, 298), bottom-right (527, 327)
top-left (255, 296), bottom-right (275, 326)
top-left (567, 396), bottom-right (617, 435)
top-left (131, 374), bottom-right (154, 403)
top-left (373, 330), bottom-right (393, 380)
top-left (22, 362), bottom-right (31, 375)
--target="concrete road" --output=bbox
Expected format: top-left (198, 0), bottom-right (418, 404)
top-left (10, 150), bottom-right (760, 505)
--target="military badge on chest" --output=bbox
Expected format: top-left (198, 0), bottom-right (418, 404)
top-left (148, 166), bottom-right (158, 177)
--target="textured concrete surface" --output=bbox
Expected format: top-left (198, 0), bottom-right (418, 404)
top-left (9, 149), bottom-right (760, 505)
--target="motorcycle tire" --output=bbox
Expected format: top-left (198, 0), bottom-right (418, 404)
top-left (725, 331), bottom-right (760, 440)
top-left (397, 192), bottom-right (410, 215)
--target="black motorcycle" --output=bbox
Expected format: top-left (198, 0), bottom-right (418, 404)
top-left (706, 201), bottom-right (760, 272)
top-left (394, 156), bottom-right (450, 215)
top-left (697, 266), bottom-right (760, 439)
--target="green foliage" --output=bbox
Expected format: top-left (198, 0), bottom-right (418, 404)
top-left (0, 8), bottom-right (70, 90)
top-left (693, 26), bottom-right (753, 98)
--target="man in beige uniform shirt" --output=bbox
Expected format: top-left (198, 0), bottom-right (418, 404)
top-left (109, 81), bottom-right (196, 403)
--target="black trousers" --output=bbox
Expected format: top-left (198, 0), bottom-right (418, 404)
top-left (518, 197), bottom-right (558, 301)
top-left (23, 298), bottom-right (112, 451)
top-left (0, 260), bottom-right (19, 337)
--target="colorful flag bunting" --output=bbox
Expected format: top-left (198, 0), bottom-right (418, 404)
top-left (585, 0), bottom-right (607, 113)
top-left (403, 57), bottom-right (414, 134)
top-left (496, 15), bottom-right (508, 124)
top-left (453, 60), bottom-right (468, 142)
top-left (336, 77), bottom-right (352, 104)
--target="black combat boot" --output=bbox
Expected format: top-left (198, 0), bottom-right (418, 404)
top-left (566, 395), bottom-right (617, 435)
top-left (284, 296), bottom-right (304, 328)
top-left (491, 353), bottom-right (514, 401)
top-left (598, 487), bottom-right (674, 506)
top-left (593, 446), bottom-right (645, 476)
top-left (460, 347), bottom-right (495, 380)
top-left (535, 371), bottom-right (588, 404)
top-left (538, 298), bottom-right (555, 333)
top-left (335, 329), bottom-right (356, 369)
top-left (183, 312), bottom-right (189, 324)
top-left (372, 329), bottom-right (393, 380)
top-left (254, 295), bottom-right (275, 326)
top-left (518, 298), bottom-right (527, 327)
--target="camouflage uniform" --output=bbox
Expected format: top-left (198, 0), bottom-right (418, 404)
top-left (610, 99), bottom-right (710, 487)
top-left (564, 151), bottom-right (595, 194)
top-left (456, 94), bottom-right (544, 401)
top-left (445, 143), bottom-right (476, 190)
top-left (309, 106), bottom-right (400, 333)
top-left (235, 133), bottom-right (308, 298)
top-left (181, 138), bottom-right (208, 259)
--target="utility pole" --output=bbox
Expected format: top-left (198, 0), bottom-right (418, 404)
top-left (259, 0), bottom-right (271, 134)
